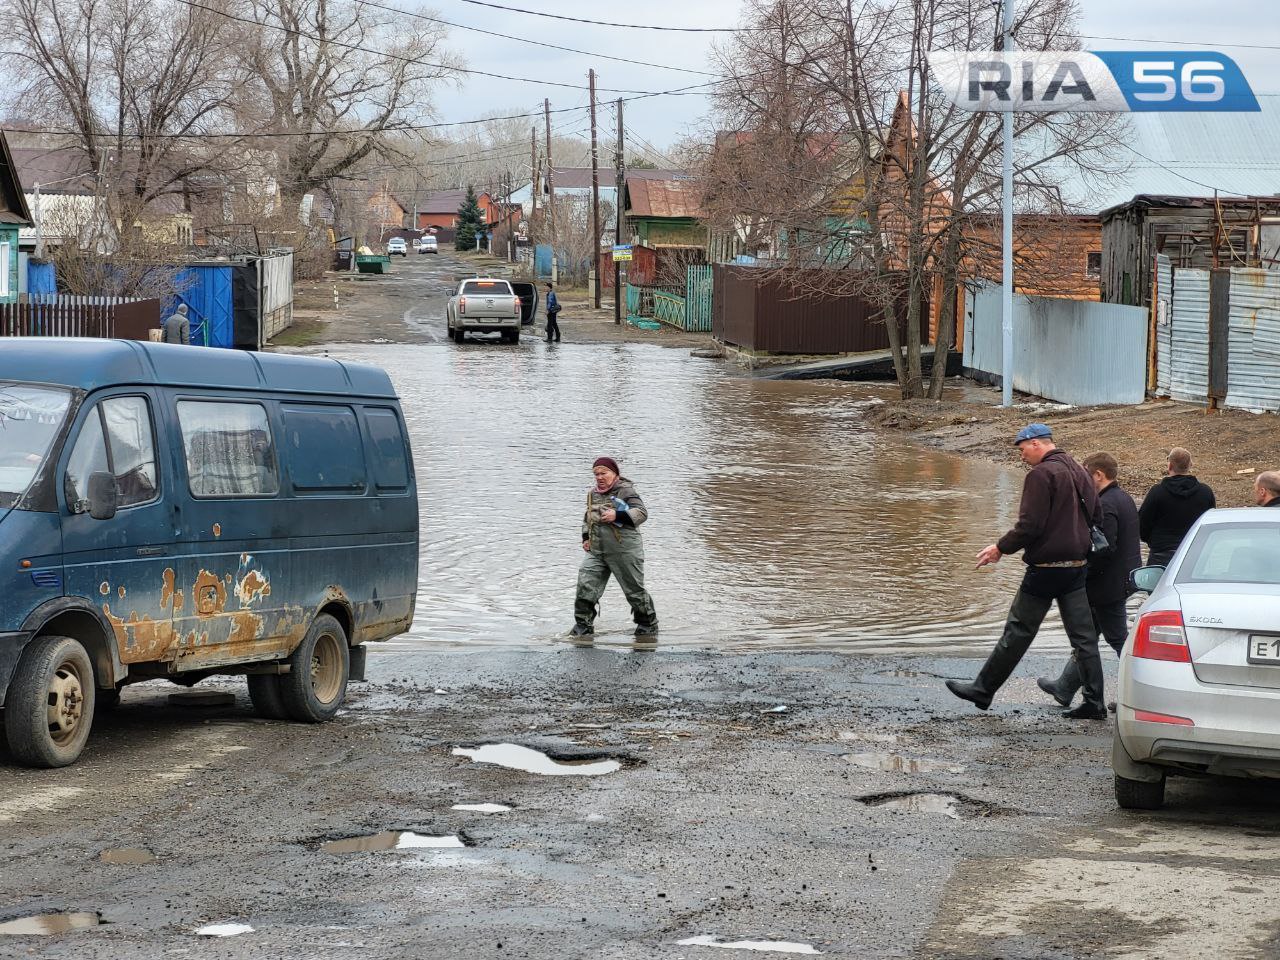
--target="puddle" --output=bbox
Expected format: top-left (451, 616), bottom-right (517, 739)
top-left (677, 935), bottom-right (822, 954)
top-left (451, 743), bottom-right (621, 776)
top-left (99, 847), bottom-right (157, 865)
top-left (842, 752), bottom-right (965, 775)
top-left (321, 831), bottom-right (466, 853)
top-left (196, 922), bottom-right (254, 937)
top-left (858, 791), bottom-right (962, 819)
top-left (451, 803), bottom-right (512, 813)
top-left (0, 912), bottom-right (101, 935)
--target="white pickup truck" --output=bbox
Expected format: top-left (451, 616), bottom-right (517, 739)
top-left (446, 278), bottom-right (522, 343)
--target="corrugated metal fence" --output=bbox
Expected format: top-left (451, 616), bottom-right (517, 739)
top-left (1168, 267), bottom-right (1211, 404)
top-left (260, 252), bottom-right (294, 342)
top-left (964, 285), bottom-right (1148, 405)
top-left (1154, 254), bottom-right (1172, 397)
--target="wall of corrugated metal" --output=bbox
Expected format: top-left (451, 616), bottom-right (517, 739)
top-left (1169, 267), bottom-right (1210, 404)
top-left (1155, 255), bottom-right (1172, 397)
top-left (967, 285), bottom-right (1147, 405)
top-left (259, 252), bottom-right (294, 343)
top-left (1225, 268), bottom-right (1280, 413)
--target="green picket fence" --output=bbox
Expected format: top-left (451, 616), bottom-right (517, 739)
top-left (684, 264), bottom-right (713, 332)
top-left (653, 291), bottom-right (686, 327)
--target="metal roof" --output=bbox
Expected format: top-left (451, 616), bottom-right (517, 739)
top-left (625, 178), bottom-right (704, 219)
top-left (0, 339), bottom-right (397, 398)
top-left (548, 167), bottom-right (690, 190)
top-left (1061, 95), bottom-right (1280, 211)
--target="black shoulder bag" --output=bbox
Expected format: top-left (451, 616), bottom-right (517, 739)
top-left (1078, 493), bottom-right (1110, 555)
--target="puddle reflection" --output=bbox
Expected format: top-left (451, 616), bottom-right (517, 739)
top-left (452, 743), bottom-right (621, 776)
top-left (321, 831), bottom-right (466, 853)
top-left (0, 912), bottom-right (101, 935)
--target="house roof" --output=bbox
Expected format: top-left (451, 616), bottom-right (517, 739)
top-left (421, 188), bottom-right (489, 213)
top-left (626, 177), bottom-right (704, 219)
top-left (548, 167), bottom-right (689, 190)
top-left (0, 132), bottom-right (34, 225)
top-left (9, 145), bottom-right (95, 195)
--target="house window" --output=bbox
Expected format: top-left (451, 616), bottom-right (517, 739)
top-left (1086, 251), bottom-right (1102, 278)
top-left (0, 239), bottom-right (9, 297)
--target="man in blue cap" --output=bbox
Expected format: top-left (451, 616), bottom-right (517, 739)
top-left (945, 423), bottom-right (1109, 720)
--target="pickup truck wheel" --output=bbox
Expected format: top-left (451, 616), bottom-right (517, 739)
top-left (280, 614), bottom-right (349, 722)
top-left (1114, 771), bottom-right (1166, 810)
top-left (247, 674), bottom-right (290, 720)
top-left (510, 329), bottom-right (520, 344)
top-left (4, 635), bottom-right (95, 767)
top-left (453, 328), bottom-right (465, 343)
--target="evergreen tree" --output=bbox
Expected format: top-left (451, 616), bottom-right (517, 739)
top-left (455, 185), bottom-right (485, 251)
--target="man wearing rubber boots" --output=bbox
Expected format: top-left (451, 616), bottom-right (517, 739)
top-left (572, 456), bottom-right (659, 643)
top-left (945, 424), bottom-right (1109, 720)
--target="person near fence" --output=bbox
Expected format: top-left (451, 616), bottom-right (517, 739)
top-left (162, 303), bottom-right (191, 345)
top-left (1254, 471), bottom-right (1280, 507)
top-left (573, 456), bottom-right (658, 643)
top-left (944, 423), bottom-right (1110, 721)
top-left (1138, 448), bottom-right (1215, 567)
top-left (544, 282), bottom-right (561, 343)
top-left (1037, 452), bottom-right (1140, 709)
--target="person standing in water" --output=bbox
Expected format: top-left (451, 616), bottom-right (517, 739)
top-left (572, 456), bottom-right (658, 642)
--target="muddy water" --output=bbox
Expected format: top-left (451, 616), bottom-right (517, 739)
top-left (322, 344), bottom-right (1069, 653)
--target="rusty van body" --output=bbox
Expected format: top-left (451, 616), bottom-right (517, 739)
top-left (0, 339), bottom-right (418, 766)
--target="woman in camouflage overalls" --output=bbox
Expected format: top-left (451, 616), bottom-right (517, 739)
top-left (572, 457), bottom-right (658, 639)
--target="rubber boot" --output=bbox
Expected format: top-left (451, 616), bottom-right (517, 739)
top-left (1059, 588), bottom-right (1108, 719)
top-left (1037, 660), bottom-right (1079, 708)
top-left (946, 589), bottom-right (1051, 710)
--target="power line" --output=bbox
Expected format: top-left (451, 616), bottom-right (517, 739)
top-left (352, 0), bottom-right (716, 75)
top-left (1080, 34), bottom-right (1280, 53)
top-left (457, 0), bottom-right (739, 32)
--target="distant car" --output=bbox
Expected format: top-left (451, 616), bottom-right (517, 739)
top-left (419, 236), bottom-right (438, 255)
top-left (1113, 509), bottom-right (1280, 809)
top-left (387, 238), bottom-right (407, 256)
top-left (411, 238), bottom-right (423, 251)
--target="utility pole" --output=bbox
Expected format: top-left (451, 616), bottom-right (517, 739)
top-left (1000, 0), bottom-right (1016, 408)
top-left (544, 98), bottom-right (555, 242)
top-left (614, 98), bottom-right (624, 324)
top-left (589, 68), bottom-right (602, 309)
top-left (530, 125), bottom-right (538, 222)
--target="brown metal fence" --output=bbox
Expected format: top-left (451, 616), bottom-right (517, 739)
top-left (0, 297), bottom-right (161, 341)
top-left (712, 266), bottom-right (925, 354)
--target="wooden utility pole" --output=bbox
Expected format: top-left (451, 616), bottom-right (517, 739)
top-left (543, 98), bottom-right (555, 240)
top-left (589, 68), bottom-right (602, 309)
top-left (530, 125), bottom-right (538, 221)
top-left (614, 97), bottom-right (624, 324)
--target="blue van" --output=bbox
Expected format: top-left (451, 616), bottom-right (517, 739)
top-left (0, 339), bottom-right (418, 767)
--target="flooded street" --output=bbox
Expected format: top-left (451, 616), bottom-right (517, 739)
top-left (326, 339), bottom-right (1052, 653)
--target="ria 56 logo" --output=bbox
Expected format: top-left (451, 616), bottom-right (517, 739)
top-left (928, 51), bottom-right (1260, 112)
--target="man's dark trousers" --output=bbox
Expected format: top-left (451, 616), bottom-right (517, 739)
top-left (1050, 598), bottom-right (1127, 700)
top-left (968, 566), bottom-right (1106, 712)
top-left (545, 312), bottom-right (561, 341)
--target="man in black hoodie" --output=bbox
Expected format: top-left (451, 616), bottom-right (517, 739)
top-left (1139, 448), bottom-right (1215, 567)
top-left (945, 424), bottom-right (1109, 720)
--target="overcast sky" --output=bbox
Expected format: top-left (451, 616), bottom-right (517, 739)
top-left (428, 0), bottom-right (1280, 161)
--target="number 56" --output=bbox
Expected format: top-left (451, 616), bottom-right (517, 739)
top-left (1133, 61), bottom-right (1224, 102)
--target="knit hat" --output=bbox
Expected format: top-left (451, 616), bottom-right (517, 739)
top-left (593, 456), bottom-right (620, 474)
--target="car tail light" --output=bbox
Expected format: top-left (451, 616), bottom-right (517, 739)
top-left (513, 297), bottom-right (521, 316)
top-left (1132, 610), bottom-right (1190, 663)
top-left (459, 296), bottom-right (466, 315)
top-left (1133, 709), bottom-right (1194, 726)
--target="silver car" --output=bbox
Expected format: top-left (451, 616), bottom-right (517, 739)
top-left (1114, 508), bottom-right (1280, 809)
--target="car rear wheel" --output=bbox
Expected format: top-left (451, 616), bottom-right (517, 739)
top-left (4, 635), bottom-right (96, 767)
top-left (510, 328), bottom-right (520, 344)
top-left (453, 328), bottom-right (465, 343)
top-left (280, 614), bottom-right (349, 722)
top-left (247, 674), bottom-right (290, 720)
top-left (1114, 771), bottom-right (1166, 810)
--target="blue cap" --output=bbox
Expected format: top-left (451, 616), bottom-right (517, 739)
top-left (1014, 423), bottom-right (1052, 445)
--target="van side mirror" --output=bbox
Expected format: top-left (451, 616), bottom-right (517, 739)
top-left (87, 472), bottom-right (119, 521)
top-left (1131, 566), bottom-right (1164, 594)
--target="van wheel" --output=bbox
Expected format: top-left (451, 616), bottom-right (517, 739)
top-left (1114, 771), bottom-right (1166, 810)
top-left (4, 635), bottom-right (95, 768)
top-left (280, 614), bottom-right (349, 723)
top-left (247, 674), bottom-right (290, 720)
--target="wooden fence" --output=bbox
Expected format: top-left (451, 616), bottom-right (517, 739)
top-left (0, 297), bottom-right (161, 341)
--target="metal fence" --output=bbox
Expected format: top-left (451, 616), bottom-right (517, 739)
top-left (0, 296), bottom-right (161, 340)
top-left (1168, 267), bottom-right (1211, 404)
top-left (964, 285), bottom-right (1147, 405)
top-left (1155, 254), bottom-right (1172, 397)
top-left (259, 252), bottom-right (294, 343)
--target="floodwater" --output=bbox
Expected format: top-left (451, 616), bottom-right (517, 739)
top-left (0, 912), bottom-right (101, 934)
top-left (321, 343), bottom-right (1069, 654)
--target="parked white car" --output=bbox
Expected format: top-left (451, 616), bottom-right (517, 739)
top-left (387, 237), bottom-right (407, 256)
top-left (420, 236), bottom-right (438, 254)
top-left (1113, 508), bottom-right (1280, 809)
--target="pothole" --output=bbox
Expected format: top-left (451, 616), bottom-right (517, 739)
top-left (99, 848), bottom-right (157, 865)
top-left (451, 803), bottom-right (512, 813)
top-left (0, 912), bottom-right (102, 935)
top-left (842, 752), bottom-right (965, 774)
top-left (320, 831), bottom-right (467, 853)
top-left (451, 743), bottom-right (622, 776)
top-left (856, 791), bottom-right (1008, 819)
top-left (196, 922), bottom-right (254, 937)
top-left (677, 935), bottom-right (822, 954)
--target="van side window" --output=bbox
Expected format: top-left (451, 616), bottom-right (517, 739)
top-left (177, 400), bottom-right (279, 498)
top-left (280, 404), bottom-right (366, 494)
top-left (364, 408), bottom-right (409, 491)
top-left (65, 396), bottom-right (158, 511)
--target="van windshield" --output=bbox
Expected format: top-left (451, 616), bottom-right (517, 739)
top-left (0, 382), bottom-right (72, 507)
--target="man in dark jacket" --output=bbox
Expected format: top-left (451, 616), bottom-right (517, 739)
top-left (1037, 452), bottom-right (1140, 708)
top-left (1254, 471), bottom-right (1280, 507)
top-left (945, 424), bottom-right (1109, 720)
top-left (1139, 447), bottom-right (1215, 566)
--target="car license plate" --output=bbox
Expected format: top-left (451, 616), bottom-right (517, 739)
top-left (1247, 635), bottom-right (1280, 665)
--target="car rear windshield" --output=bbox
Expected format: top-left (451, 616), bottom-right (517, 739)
top-left (461, 281), bottom-right (512, 295)
top-left (1176, 523), bottom-right (1280, 585)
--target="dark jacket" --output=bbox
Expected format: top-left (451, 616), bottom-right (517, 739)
top-left (1086, 482), bottom-right (1141, 604)
top-left (1265, 498), bottom-right (1280, 508)
top-left (998, 449), bottom-right (1100, 565)
top-left (1139, 474), bottom-right (1215, 560)
top-left (546, 291), bottom-right (560, 315)
top-left (582, 477), bottom-right (648, 543)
